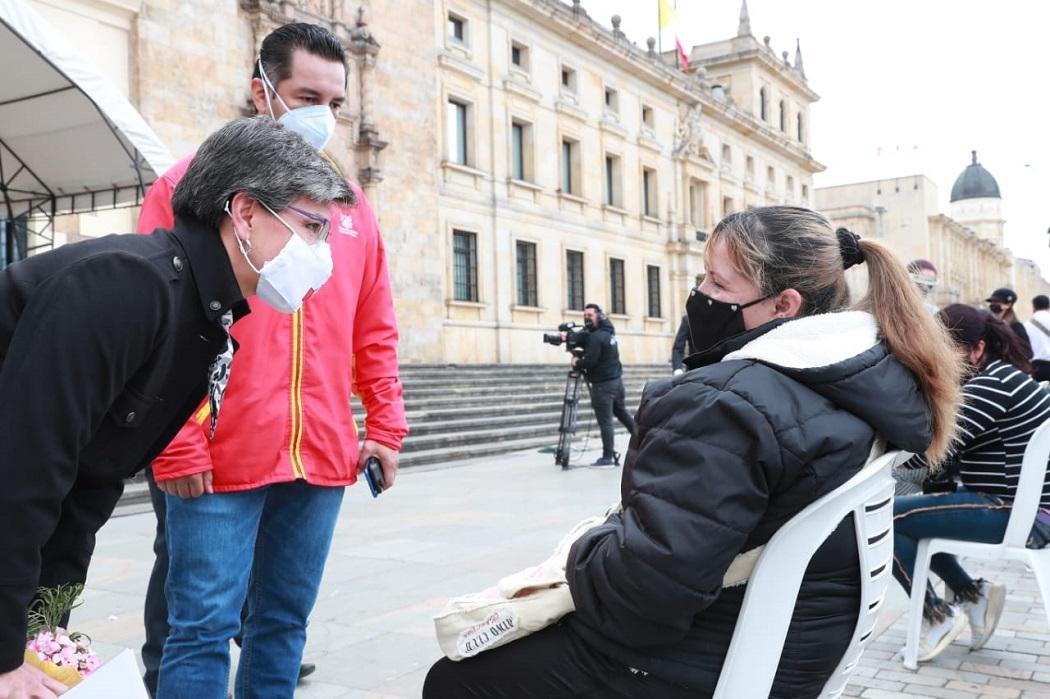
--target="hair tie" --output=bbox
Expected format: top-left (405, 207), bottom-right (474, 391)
top-left (836, 228), bottom-right (865, 270)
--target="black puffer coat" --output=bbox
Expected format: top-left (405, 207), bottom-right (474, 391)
top-left (566, 312), bottom-right (933, 698)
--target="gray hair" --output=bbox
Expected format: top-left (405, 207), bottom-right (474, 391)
top-left (171, 116), bottom-right (354, 230)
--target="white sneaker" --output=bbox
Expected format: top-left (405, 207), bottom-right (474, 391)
top-left (964, 580), bottom-right (1006, 651)
top-left (918, 604), bottom-right (968, 662)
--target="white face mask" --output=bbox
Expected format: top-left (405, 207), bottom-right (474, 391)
top-left (258, 59), bottom-right (337, 150)
top-left (228, 202), bottom-right (334, 314)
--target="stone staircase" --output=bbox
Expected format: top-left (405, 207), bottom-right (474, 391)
top-left (121, 363), bottom-right (668, 505)
top-left (386, 364), bottom-right (666, 468)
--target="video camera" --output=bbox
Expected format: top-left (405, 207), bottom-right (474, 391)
top-left (542, 321), bottom-right (590, 354)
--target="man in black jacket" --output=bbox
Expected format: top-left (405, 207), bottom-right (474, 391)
top-left (572, 303), bottom-right (636, 467)
top-left (671, 274), bottom-right (705, 374)
top-left (0, 117), bottom-right (352, 697)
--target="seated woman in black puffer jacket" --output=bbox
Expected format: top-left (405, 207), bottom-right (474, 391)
top-left (424, 206), bottom-right (962, 699)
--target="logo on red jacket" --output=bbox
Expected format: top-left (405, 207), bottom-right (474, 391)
top-left (338, 215), bottom-right (359, 238)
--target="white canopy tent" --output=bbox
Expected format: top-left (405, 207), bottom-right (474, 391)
top-left (0, 0), bottom-right (173, 256)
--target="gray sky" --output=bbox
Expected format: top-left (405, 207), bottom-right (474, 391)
top-left (590, 0), bottom-right (1050, 272)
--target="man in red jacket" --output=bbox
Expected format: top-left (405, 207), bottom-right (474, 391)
top-left (138, 24), bottom-right (408, 697)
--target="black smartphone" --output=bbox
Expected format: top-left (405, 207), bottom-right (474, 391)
top-left (363, 456), bottom-right (385, 497)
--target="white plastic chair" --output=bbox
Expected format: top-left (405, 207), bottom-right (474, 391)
top-left (713, 449), bottom-right (907, 699)
top-left (902, 418), bottom-right (1050, 669)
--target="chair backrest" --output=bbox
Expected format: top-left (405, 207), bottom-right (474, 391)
top-left (712, 449), bottom-right (904, 699)
top-left (1001, 417), bottom-right (1050, 548)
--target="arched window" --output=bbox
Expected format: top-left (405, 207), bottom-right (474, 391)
top-left (797, 113), bottom-right (804, 143)
top-left (779, 101), bottom-right (786, 132)
top-left (759, 87), bottom-right (768, 121)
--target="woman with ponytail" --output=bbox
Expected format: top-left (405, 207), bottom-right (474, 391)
top-left (892, 304), bottom-right (1050, 663)
top-left (424, 206), bottom-right (961, 699)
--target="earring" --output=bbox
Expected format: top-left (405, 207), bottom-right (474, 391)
top-left (244, 238), bottom-right (254, 253)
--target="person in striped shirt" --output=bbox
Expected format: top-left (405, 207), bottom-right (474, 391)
top-left (893, 303), bottom-right (1050, 662)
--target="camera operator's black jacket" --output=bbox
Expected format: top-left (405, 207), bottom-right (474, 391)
top-left (575, 317), bottom-right (622, 383)
top-left (565, 311), bottom-right (934, 698)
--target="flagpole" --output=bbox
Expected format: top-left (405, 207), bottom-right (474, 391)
top-left (673, 0), bottom-right (678, 68)
top-left (657, 0), bottom-right (663, 57)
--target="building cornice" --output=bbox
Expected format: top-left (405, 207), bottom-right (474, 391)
top-left (504, 0), bottom-right (824, 174)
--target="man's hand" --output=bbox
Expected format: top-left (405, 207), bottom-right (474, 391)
top-left (155, 471), bottom-right (213, 499)
top-left (359, 439), bottom-right (399, 490)
top-left (570, 356), bottom-right (579, 368)
top-left (0, 662), bottom-right (67, 698)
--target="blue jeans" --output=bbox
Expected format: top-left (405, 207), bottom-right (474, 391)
top-left (157, 481), bottom-right (344, 699)
top-left (892, 488), bottom-right (1011, 620)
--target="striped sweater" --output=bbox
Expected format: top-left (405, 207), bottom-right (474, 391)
top-left (942, 359), bottom-right (1050, 507)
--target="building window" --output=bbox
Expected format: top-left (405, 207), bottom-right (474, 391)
top-left (641, 104), bottom-right (655, 129)
top-left (722, 196), bottom-right (734, 217)
top-left (797, 112), bottom-right (805, 143)
top-left (510, 40), bottom-right (529, 71)
top-left (561, 65), bottom-right (577, 93)
top-left (759, 87), bottom-right (768, 121)
top-left (566, 250), bottom-right (585, 310)
top-left (448, 13), bottom-right (466, 44)
top-left (745, 155), bottom-right (755, 182)
top-left (561, 137), bottom-right (580, 195)
top-left (721, 143), bottom-right (732, 171)
top-left (447, 98), bottom-right (469, 165)
top-left (801, 184), bottom-right (809, 202)
top-left (779, 100), bottom-right (786, 132)
top-left (786, 175), bottom-right (795, 198)
top-left (516, 241), bottom-right (538, 307)
top-left (604, 154), bottom-right (622, 207)
top-left (646, 265), bottom-right (662, 318)
top-left (609, 258), bottom-right (626, 315)
top-left (604, 86), bottom-right (619, 114)
top-left (688, 179), bottom-right (707, 228)
top-left (766, 165), bottom-right (775, 189)
top-left (510, 120), bottom-right (533, 181)
top-left (642, 167), bottom-right (657, 217)
top-left (452, 230), bottom-right (478, 302)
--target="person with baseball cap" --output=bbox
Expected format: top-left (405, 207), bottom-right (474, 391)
top-left (986, 288), bottom-right (1032, 356)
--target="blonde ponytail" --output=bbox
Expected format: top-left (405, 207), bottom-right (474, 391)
top-left (855, 240), bottom-right (962, 463)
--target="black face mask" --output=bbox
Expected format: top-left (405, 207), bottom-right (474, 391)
top-left (988, 303), bottom-right (1003, 316)
top-left (686, 288), bottom-right (770, 354)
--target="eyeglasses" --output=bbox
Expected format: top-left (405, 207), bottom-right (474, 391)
top-left (282, 205), bottom-right (330, 243)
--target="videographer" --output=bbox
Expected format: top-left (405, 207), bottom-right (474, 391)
top-left (571, 304), bottom-right (636, 467)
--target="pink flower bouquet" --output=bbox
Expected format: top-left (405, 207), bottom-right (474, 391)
top-left (23, 584), bottom-right (99, 689)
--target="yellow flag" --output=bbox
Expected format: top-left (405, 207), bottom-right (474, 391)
top-left (659, 0), bottom-right (676, 29)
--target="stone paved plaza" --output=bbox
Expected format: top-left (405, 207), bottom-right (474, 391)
top-left (78, 435), bottom-right (1050, 698)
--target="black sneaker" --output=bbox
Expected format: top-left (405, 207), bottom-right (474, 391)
top-left (589, 457), bottom-right (617, 468)
top-left (298, 663), bottom-right (316, 684)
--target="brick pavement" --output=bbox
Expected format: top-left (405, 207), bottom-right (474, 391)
top-left (843, 556), bottom-right (1050, 699)
top-left (77, 439), bottom-right (1050, 697)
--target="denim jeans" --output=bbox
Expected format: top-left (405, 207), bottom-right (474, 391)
top-left (587, 377), bottom-right (636, 458)
top-left (142, 468), bottom-right (169, 697)
top-left (892, 488), bottom-right (1012, 620)
top-left (157, 481), bottom-right (344, 699)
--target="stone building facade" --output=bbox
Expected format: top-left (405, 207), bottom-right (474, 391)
top-left (26, 0), bottom-right (822, 363)
top-left (816, 155), bottom-right (1050, 316)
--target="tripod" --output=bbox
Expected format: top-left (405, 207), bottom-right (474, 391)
top-left (555, 369), bottom-right (583, 469)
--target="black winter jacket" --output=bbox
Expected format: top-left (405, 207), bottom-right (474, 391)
top-left (566, 311), bottom-right (933, 697)
top-left (575, 317), bottom-right (623, 383)
top-left (0, 218), bottom-right (247, 671)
